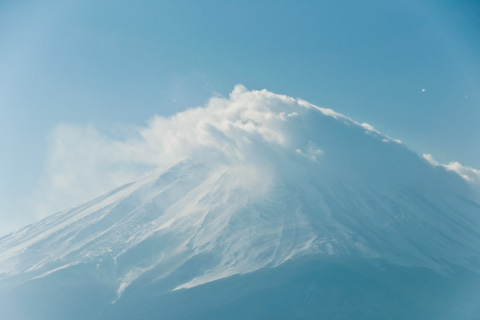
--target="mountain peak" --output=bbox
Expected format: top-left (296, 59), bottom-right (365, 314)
top-left (1, 87), bottom-right (479, 314)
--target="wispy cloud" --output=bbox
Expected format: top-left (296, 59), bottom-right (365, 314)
top-left (423, 153), bottom-right (480, 185)
top-left (33, 85), bottom-right (406, 219)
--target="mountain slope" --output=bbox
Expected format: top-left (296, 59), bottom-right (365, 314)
top-left (1, 86), bottom-right (479, 319)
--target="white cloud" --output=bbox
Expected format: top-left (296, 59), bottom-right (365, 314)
top-left (423, 153), bottom-right (480, 185)
top-left (34, 123), bottom-right (149, 218)
top-left (443, 162), bottom-right (480, 184)
top-left (423, 153), bottom-right (439, 166)
top-left (33, 85), bottom-right (406, 219)
top-left (361, 122), bottom-right (381, 135)
top-left (33, 85), bottom-right (300, 217)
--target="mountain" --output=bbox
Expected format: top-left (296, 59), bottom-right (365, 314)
top-left (1, 86), bottom-right (479, 319)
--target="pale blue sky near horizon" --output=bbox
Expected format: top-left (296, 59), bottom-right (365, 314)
top-left (0, 0), bottom-right (479, 235)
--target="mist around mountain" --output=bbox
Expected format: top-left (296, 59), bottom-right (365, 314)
top-left (1, 86), bottom-right (479, 319)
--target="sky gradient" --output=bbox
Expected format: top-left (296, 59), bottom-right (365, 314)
top-left (0, 0), bottom-right (479, 235)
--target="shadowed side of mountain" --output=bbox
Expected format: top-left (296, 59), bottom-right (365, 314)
top-left (1, 256), bottom-right (479, 320)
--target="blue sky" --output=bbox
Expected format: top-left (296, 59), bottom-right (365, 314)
top-left (0, 0), bottom-right (479, 235)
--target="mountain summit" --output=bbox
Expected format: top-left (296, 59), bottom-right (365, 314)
top-left (1, 86), bottom-right (479, 319)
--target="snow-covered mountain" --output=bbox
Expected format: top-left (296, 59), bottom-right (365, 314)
top-left (1, 86), bottom-right (479, 319)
